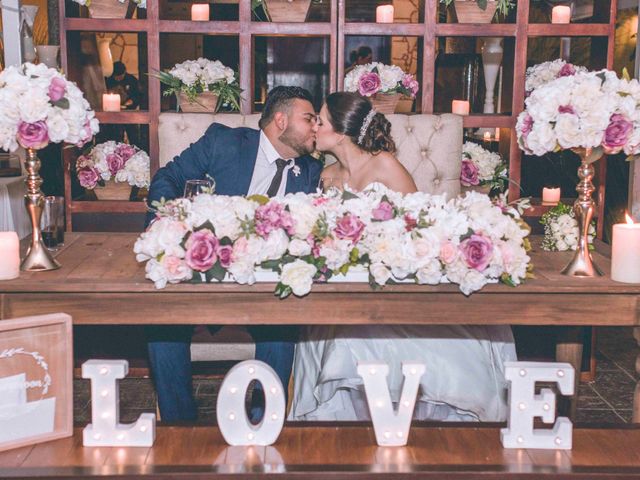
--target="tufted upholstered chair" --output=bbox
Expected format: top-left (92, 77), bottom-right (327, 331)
top-left (157, 112), bottom-right (463, 361)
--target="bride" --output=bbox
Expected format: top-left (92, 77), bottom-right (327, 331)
top-left (290, 92), bottom-right (517, 422)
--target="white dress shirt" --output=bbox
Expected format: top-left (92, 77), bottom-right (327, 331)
top-left (247, 131), bottom-right (294, 197)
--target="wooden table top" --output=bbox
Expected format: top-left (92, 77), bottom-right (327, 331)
top-left (1, 425), bottom-right (640, 478)
top-left (1, 232), bottom-right (639, 326)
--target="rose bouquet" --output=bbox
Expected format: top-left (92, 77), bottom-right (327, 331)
top-left (153, 58), bottom-right (241, 112)
top-left (76, 141), bottom-right (150, 190)
top-left (0, 63), bottom-right (98, 152)
top-left (135, 185), bottom-right (532, 297)
top-left (460, 141), bottom-right (508, 193)
top-left (524, 60), bottom-right (587, 96)
top-left (344, 62), bottom-right (419, 98)
top-left (540, 203), bottom-right (595, 252)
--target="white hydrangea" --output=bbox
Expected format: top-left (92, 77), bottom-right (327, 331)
top-left (169, 58), bottom-right (236, 90)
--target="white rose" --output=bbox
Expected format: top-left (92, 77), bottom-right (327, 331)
top-left (227, 259), bottom-right (256, 285)
top-left (261, 229), bottom-right (290, 261)
top-left (416, 260), bottom-right (443, 285)
top-left (289, 238), bottom-right (312, 257)
top-left (280, 260), bottom-right (317, 297)
top-left (369, 262), bottom-right (391, 286)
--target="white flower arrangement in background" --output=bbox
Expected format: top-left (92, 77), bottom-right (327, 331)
top-left (460, 141), bottom-right (508, 193)
top-left (76, 141), bottom-right (150, 190)
top-left (71, 0), bottom-right (146, 8)
top-left (344, 62), bottom-right (419, 98)
top-left (540, 203), bottom-right (595, 252)
top-left (524, 59), bottom-right (587, 95)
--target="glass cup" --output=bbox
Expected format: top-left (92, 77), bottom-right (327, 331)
top-left (183, 178), bottom-right (215, 199)
top-left (41, 196), bottom-right (64, 250)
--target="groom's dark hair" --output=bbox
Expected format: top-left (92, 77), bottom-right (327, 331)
top-left (259, 86), bottom-right (314, 129)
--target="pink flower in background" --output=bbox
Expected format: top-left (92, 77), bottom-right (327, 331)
top-left (48, 77), bottom-right (66, 102)
top-left (558, 63), bottom-right (576, 77)
top-left (255, 202), bottom-right (294, 237)
top-left (334, 214), bottom-right (365, 243)
top-left (603, 113), bottom-right (633, 153)
top-left (216, 244), bottom-right (233, 269)
top-left (402, 75), bottom-right (419, 96)
top-left (77, 166), bottom-right (99, 189)
top-left (372, 201), bottom-right (394, 221)
top-left (558, 105), bottom-right (575, 115)
top-left (404, 214), bottom-right (417, 232)
top-left (358, 72), bottom-right (381, 97)
top-left (185, 229), bottom-right (219, 271)
top-left (161, 255), bottom-right (192, 283)
top-left (460, 158), bottom-right (479, 186)
top-left (115, 143), bottom-right (136, 159)
top-left (17, 121), bottom-right (49, 149)
top-left (459, 234), bottom-right (494, 271)
top-left (106, 152), bottom-right (126, 176)
top-left (439, 241), bottom-right (457, 264)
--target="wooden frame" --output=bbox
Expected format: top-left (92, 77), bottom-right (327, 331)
top-left (59, 1), bottom-right (618, 235)
top-left (0, 313), bottom-right (73, 452)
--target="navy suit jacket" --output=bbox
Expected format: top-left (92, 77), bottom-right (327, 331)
top-left (146, 123), bottom-right (323, 226)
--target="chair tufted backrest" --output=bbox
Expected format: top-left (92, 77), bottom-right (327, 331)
top-left (158, 113), bottom-right (462, 197)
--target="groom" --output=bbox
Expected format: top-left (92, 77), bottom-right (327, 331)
top-left (145, 86), bottom-right (322, 422)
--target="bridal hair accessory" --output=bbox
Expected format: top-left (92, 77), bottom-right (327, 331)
top-left (358, 109), bottom-right (377, 144)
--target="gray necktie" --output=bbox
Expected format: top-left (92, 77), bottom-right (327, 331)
top-left (266, 158), bottom-right (290, 197)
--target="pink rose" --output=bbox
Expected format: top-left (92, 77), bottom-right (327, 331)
top-left (17, 121), bottom-right (49, 149)
top-left (558, 105), bottom-right (575, 115)
top-left (358, 72), bottom-right (381, 97)
top-left (520, 113), bottom-right (534, 138)
top-left (459, 234), bottom-right (494, 271)
top-left (372, 201), bottom-right (394, 221)
top-left (217, 244), bottom-right (233, 269)
top-left (255, 202), bottom-right (294, 238)
top-left (115, 143), bottom-right (137, 160)
top-left (439, 241), bottom-right (457, 264)
top-left (77, 166), bottom-right (99, 189)
top-left (106, 152), bottom-right (126, 176)
top-left (402, 75), bottom-right (419, 96)
top-left (162, 255), bottom-right (191, 282)
top-left (460, 158), bottom-right (479, 187)
top-left (558, 63), bottom-right (576, 77)
top-left (603, 113), bottom-right (633, 154)
top-left (77, 120), bottom-right (93, 147)
top-left (185, 229), bottom-right (219, 271)
top-left (404, 214), bottom-right (417, 232)
top-left (48, 77), bottom-right (66, 102)
top-left (334, 214), bottom-right (365, 243)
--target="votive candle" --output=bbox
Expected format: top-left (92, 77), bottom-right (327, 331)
top-left (376, 5), bottom-right (394, 23)
top-left (102, 93), bottom-right (121, 112)
top-left (191, 3), bottom-right (210, 21)
top-left (552, 6), bottom-right (571, 24)
top-left (0, 232), bottom-right (20, 280)
top-left (451, 100), bottom-right (469, 116)
top-left (611, 214), bottom-right (640, 283)
top-left (483, 131), bottom-right (492, 143)
top-left (542, 187), bottom-right (561, 205)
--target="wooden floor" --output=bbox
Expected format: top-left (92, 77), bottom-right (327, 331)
top-left (2, 425), bottom-right (640, 478)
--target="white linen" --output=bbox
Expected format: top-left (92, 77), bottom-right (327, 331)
top-left (0, 176), bottom-right (29, 239)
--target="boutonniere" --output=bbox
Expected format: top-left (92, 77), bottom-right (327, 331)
top-left (292, 165), bottom-right (301, 177)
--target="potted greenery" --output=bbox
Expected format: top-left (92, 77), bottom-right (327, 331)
top-left (71, 0), bottom-right (146, 19)
top-left (252, 0), bottom-right (312, 22)
top-left (440, 0), bottom-right (515, 23)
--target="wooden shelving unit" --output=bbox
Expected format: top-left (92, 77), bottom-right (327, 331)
top-left (58, 0), bottom-right (618, 235)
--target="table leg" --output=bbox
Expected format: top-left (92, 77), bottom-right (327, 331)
top-left (632, 328), bottom-right (640, 423)
top-left (555, 327), bottom-right (583, 419)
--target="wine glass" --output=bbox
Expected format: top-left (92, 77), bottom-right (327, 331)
top-left (318, 177), bottom-right (340, 197)
top-left (183, 178), bottom-right (215, 199)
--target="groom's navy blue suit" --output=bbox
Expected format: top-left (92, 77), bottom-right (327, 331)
top-left (145, 123), bottom-right (322, 421)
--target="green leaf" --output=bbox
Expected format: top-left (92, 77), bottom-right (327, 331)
top-left (205, 262), bottom-right (226, 282)
top-left (341, 190), bottom-right (359, 201)
top-left (477, 0), bottom-right (488, 10)
top-left (51, 97), bottom-right (70, 109)
top-left (261, 259), bottom-right (282, 271)
top-left (622, 67), bottom-right (632, 81)
top-left (247, 194), bottom-right (269, 205)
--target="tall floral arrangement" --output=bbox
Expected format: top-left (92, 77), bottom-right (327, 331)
top-left (0, 63), bottom-right (99, 152)
top-left (524, 59), bottom-right (587, 96)
top-left (540, 203), bottom-right (595, 252)
top-left (153, 58), bottom-right (241, 111)
top-left (76, 141), bottom-right (150, 190)
top-left (344, 62), bottom-right (419, 98)
top-left (135, 186), bottom-right (531, 296)
top-left (460, 141), bottom-right (508, 193)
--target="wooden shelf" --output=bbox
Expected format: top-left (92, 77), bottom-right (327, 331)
top-left (69, 201), bottom-right (147, 214)
top-left (343, 23), bottom-right (425, 36)
top-left (95, 111), bottom-right (150, 124)
top-left (64, 17), bottom-right (149, 32)
top-left (158, 20), bottom-right (240, 33)
top-left (435, 23), bottom-right (517, 37)
top-left (524, 198), bottom-right (599, 218)
top-left (527, 23), bottom-right (611, 37)
top-left (461, 115), bottom-right (513, 128)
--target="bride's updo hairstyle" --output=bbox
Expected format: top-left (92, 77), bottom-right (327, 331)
top-left (325, 92), bottom-right (396, 154)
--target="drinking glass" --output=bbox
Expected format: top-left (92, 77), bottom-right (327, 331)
top-left (318, 177), bottom-right (340, 196)
top-left (183, 178), bottom-right (215, 199)
top-left (41, 196), bottom-right (64, 250)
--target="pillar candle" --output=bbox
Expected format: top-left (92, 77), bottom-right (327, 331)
top-left (451, 100), bottom-right (469, 116)
top-left (0, 232), bottom-right (20, 280)
top-left (191, 3), bottom-right (210, 21)
top-left (483, 131), bottom-right (492, 143)
top-left (542, 187), bottom-right (561, 205)
top-left (611, 214), bottom-right (640, 283)
top-left (102, 93), bottom-right (121, 112)
top-left (552, 6), bottom-right (571, 24)
top-left (495, 127), bottom-right (501, 141)
top-left (376, 5), bottom-right (394, 23)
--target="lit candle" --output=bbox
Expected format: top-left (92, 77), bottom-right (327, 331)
top-left (102, 93), bottom-right (121, 112)
top-left (552, 6), bottom-right (571, 24)
top-left (542, 187), bottom-right (561, 205)
top-left (451, 100), bottom-right (469, 116)
top-left (191, 3), bottom-right (210, 21)
top-left (0, 232), bottom-right (20, 280)
top-left (376, 5), bottom-right (394, 23)
top-left (611, 213), bottom-right (640, 283)
top-left (483, 131), bottom-right (492, 143)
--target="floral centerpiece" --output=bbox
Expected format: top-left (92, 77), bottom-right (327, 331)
top-left (460, 141), bottom-right (508, 194)
top-left (525, 59), bottom-right (587, 96)
top-left (76, 141), bottom-right (150, 200)
top-left (516, 67), bottom-right (640, 276)
top-left (71, 0), bottom-right (146, 19)
top-left (153, 58), bottom-right (241, 113)
top-left (0, 62), bottom-right (98, 270)
top-left (135, 186), bottom-right (532, 297)
top-left (344, 62), bottom-right (419, 114)
top-left (540, 203), bottom-right (595, 252)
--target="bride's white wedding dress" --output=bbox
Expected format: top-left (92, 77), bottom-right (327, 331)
top-left (289, 182), bottom-right (517, 422)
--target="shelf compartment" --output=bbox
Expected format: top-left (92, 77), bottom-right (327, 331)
top-left (64, 18), bottom-right (149, 32)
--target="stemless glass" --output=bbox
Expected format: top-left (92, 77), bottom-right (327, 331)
top-left (183, 178), bottom-right (215, 199)
top-left (41, 196), bottom-right (63, 250)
